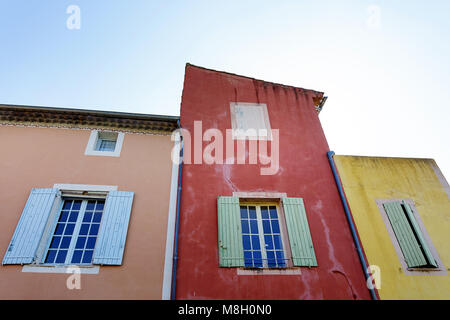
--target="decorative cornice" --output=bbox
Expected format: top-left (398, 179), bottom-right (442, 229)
top-left (0, 104), bottom-right (179, 134)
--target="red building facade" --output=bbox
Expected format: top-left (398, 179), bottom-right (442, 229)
top-left (176, 64), bottom-right (372, 299)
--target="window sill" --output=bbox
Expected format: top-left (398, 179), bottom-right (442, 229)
top-left (237, 267), bottom-right (301, 276)
top-left (22, 264), bottom-right (100, 274)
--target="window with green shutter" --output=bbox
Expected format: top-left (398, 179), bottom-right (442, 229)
top-left (382, 200), bottom-right (438, 269)
top-left (217, 196), bottom-right (317, 268)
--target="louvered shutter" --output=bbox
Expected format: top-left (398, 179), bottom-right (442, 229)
top-left (383, 201), bottom-right (434, 268)
top-left (93, 191), bottom-right (134, 265)
top-left (282, 197), bottom-right (317, 267)
top-left (3, 188), bottom-right (59, 265)
top-left (217, 196), bottom-right (244, 267)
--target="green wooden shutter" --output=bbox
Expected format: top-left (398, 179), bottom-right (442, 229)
top-left (383, 201), bottom-right (432, 268)
top-left (282, 197), bottom-right (317, 267)
top-left (217, 196), bottom-right (244, 267)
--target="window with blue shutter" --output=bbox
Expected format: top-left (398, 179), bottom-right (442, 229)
top-left (3, 188), bottom-right (134, 267)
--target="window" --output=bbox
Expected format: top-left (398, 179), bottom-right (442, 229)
top-left (217, 196), bottom-right (317, 269)
top-left (240, 204), bottom-right (287, 268)
top-left (45, 199), bottom-right (104, 265)
top-left (2, 187), bottom-right (134, 267)
top-left (377, 199), bottom-right (445, 273)
top-left (230, 102), bottom-right (272, 140)
top-left (85, 130), bottom-right (125, 157)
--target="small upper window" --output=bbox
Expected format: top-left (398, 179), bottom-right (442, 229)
top-left (85, 130), bottom-right (124, 157)
top-left (230, 102), bottom-right (272, 140)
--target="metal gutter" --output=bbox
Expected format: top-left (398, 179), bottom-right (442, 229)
top-left (326, 151), bottom-right (378, 300)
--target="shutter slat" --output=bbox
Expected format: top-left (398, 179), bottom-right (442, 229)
top-left (2, 188), bottom-right (59, 265)
top-left (217, 196), bottom-right (244, 267)
top-left (383, 201), bottom-right (427, 268)
top-left (282, 197), bottom-right (317, 267)
top-left (93, 191), bottom-right (134, 265)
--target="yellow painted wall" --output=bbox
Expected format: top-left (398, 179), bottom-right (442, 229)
top-left (334, 155), bottom-right (450, 300)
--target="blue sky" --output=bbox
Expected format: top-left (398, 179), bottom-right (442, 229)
top-left (1, 1), bottom-right (449, 179)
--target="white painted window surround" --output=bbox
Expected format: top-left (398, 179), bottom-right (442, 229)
top-left (85, 130), bottom-right (125, 157)
top-left (230, 102), bottom-right (272, 141)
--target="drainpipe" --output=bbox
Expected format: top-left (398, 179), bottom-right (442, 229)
top-left (171, 121), bottom-right (184, 300)
top-left (327, 151), bottom-right (378, 300)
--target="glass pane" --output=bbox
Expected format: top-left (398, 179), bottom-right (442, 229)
top-left (267, 251), bottom-right (276, 267)
top-left (82, 250), bottom-right (93, 264)
top-left (242, 235), bottom-right (251, 250)
top-left (59, 211), bottom-right (69, 222)
top-left (64, 223), bottom-right (75, 235)
top-left (269, 206), bottom-right (277, 219)
top-left (45, 250), bottom-right (57, 263)
top-left (68, 211), bottom-right (79, 222)
top-left (86, 202), bottom-right (95, 211)
top-left (276, 250), bottom-right (285, 266)
top-left (262, 220), bottom-right (271, 234)
top-left (50, 236), bottom-right (61, 249)
top-left (244, 251), bottom-right (253, 267)
top-left (261, 206), bottom-right (269, 219)
top-left (241, 220), bottom-right (249, 234)
top-left (54, 223), bottom-right (64, 235)
top-left (60, 236), bottom-right (71, 249)
top-left (251, 235), bottom-right (260, 250)
top-left (249, 220), bottom-right (258, 233)
top-left (55, 250), bottom-right (68, 263)
top-left (273, 235), bottom-right (283, 250)
top-left (93, 212), bottom-right (102, 223)
top-left (80, 224), bottom-right (90, 235)
top-left (248, 206), bottom-right (256, 219)
top-left (253, 251), bottom-right (263, 268)
top-left (89, 224), bottom-right (99, 235)
top-left (76, 236), bottom-right (86, 249)
top-left (86, 237), bottom-right (97, 249)
top-left (63, 201), bottom-right (72, 210)
top-left (240, 206), bottom-right (248, 219)
top-left (72, 200), bottom-right (82, 210)
top-left (264, 235), bottom-right (273, 249)
top-left (71, 250), bottom-right (83, 264)
top-left (96, 202), bottom-right (105, 211)
top-left (271, 220), bottom-right (280, 233)
top-left (83, 212), bottom-right (93, 223)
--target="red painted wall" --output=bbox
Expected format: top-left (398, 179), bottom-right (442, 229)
top-left (177, 64), bottom-right (371, 300)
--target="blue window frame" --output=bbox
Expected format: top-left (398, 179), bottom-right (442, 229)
top-left (240, 204), bottom-right (286, 268)
top-left (45, 199), bottom-right (104, 265)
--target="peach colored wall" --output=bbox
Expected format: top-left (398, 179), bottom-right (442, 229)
top-left (0, 125), bottom-right (174, 299)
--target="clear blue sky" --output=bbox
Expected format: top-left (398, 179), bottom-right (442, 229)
top-left (1, 1), bottom-right (449, 179)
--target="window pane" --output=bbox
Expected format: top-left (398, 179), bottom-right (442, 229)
top-left (273, 235), bottom-right (283, 250)
top-left (89, 224), bottom-right (99, 235)
top-left (261, 206), bottom-right (269, 219)
top-left (71, 250), bottom-right (83, 264)
top-left (262, 220), bottom-right (271, 234)
top-left (86, 237), bottom-right (97, 249)
top-left (248, 206), bottom-right (256, 219)
top-left (68, 211), bottom-right (79, 222)
top-left (86, 202), bottom-right (95, 211)
top-left (60, 236), bottom-right (71, 249)
top-left (63, 201), bottom-right (72, 210)
top-left (267, 250), bottom-right (276, 267)
top-left (269, 206), bottom-right (277, 219)
top-left (55, 250), bottom-right (68, 263)
top-left (241, 220), bottom-right (249, 234)
top-left (45, 250), bottom-right (57, 263)
top-left (55, 223), bottom-right (64, 235)
top-left (242, 235), bottom-right (251, 250)
top-left (82, 250), bottom-right (93, 264)
top-left (93, 212), bottom-right (102, 223)
top-left (240, 206), bottom-right (248, 219)
top-left (276, 250), bottom-right (286, 267)
top-left (264, 235), bottom-right (273, 250)
top-left (253, 251), bottom-right (263, 268)
top-left (244, 251), bottom-right (253, 267)
top-left (251, 235), bottom-right (260, 250)
top-left (50, 236), bottom-right (61, 249)
top-left (64, 223), bottom-right (75, 235)
top-left (59, 211), bottom-right (69, 222)
top-left (249, 220), bottom-right (258, 233)
top-left (271, 220), bottom-right (280, 233)
top-left (95, 202), bottom-right (105, 211)
top-left (76, 236), bottom-right (86, 249)
top-left (83, 212), bottom-right (93, 223)
top-left (79, 224), bottom-right (90, 235)
top-left (72, 200), bottom-right (82, 210)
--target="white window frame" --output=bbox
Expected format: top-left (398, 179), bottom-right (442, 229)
top-left (230, 102), bottom-right (272, 141)
top-left (85, 130), bottom-right (125, 157)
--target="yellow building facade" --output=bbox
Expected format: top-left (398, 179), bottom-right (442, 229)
top-left (333, 155), bottom-right (450, 299)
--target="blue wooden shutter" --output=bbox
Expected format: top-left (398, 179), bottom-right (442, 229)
top-left (93, 191), bottom-right (134, 265)
top-left (282, 197), bottom-right (317, 267)
top-left (217, 196), bottom-right (244, 267)
top-left (2, 188), bottom-right (59, 265)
